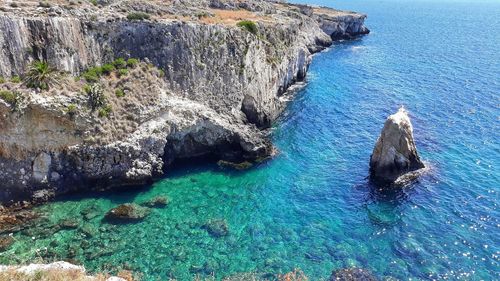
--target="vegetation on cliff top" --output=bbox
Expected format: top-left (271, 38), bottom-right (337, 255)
top-left (237, 20), bottom-right (258, 35)
top-left (126, 12), bottom-right (150, 21)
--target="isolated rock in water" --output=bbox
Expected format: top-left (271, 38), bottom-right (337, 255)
top-left (104, 203), bottom-right (150, 223)
top-left (370, 108), bottom-right (425, 183)
top-left (330, 267), bottom-right (377, 281)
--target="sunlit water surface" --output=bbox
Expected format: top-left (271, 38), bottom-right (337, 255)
top-left (2, 0), bottom-right (499, 280)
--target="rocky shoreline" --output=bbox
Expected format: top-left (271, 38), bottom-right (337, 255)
top-left (0, 0), bottom-right (369, 203)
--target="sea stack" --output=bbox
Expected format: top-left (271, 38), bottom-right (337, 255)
top-left (370, 107), bottom-right (425, 183)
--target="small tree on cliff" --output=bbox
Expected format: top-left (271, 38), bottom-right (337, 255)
top-left (24, 60), bottom-right (58, 90)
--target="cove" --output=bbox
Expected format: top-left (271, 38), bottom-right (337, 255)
top-left (2, 0), bottom-right (499, 280)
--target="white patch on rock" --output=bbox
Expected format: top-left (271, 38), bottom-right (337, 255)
top-left (32, 152), bottom-right (52, 183)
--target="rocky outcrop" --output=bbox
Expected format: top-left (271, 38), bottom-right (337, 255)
top-left (0, 261), bottom-right (126, 281)
top-left (0, 0), bottom-right (369, 202)
top-left (370, 108), bottom-right (425, 183)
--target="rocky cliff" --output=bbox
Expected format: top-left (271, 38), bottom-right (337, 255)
top-left (0, 0), bottom-right (368, 202)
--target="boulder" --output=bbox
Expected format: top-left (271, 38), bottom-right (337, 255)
top-left (370, 108), bottom-right (425, 183)
top-left (58, 219), bottom-right (78, 229)
top-left (330, 268), bottom-right (377, 281)
top-left (203, 219), bottom-right (229, 237)
top-left (104, 203), bottom-right (150, 223)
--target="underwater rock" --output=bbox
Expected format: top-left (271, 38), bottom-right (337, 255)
top-left (203, 219), bottom-right (229, 237)
top-left (0, 236), bottom-right (14, 252)
top-left (203, 258), bottom-right (219, 274)
top-left (217, 160), bottom-right (254, 170)
top-left (142, 196), bottom-right (169, 208)
top-left (370, 107), bottom-right (425, 183)
top-left (104, 204), bottom-right (150, 223)
top-left (278, 269), bottom-right (308, 281)
top-left (330, 268), bottom-right (377, 281)
top-left (59, 219), bottom-right (78, 229)
top-left (80, 224), bottom-right (97, 238)
top-left (80, 205), bottom-right (102, 221)
top-left (0, 207), bottom-right (40, 234)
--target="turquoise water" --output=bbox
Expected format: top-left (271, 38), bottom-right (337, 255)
top-left (2, 0), bottom-right (500, 280)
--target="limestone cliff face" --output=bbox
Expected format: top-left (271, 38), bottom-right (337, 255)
top-left (370, 108), bottom-right (425, 183)
top-left (0, 0), bottom-right (369, 202)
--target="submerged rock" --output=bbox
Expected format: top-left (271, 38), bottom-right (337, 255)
top-left (217, 160), bottom-right (254, 170)
top-left (370, 108), bottom-right (425, 183)
top-left (104, 203), bottom-right (150, 223)
top-left (0, 236), bottom-right (14, 252)
top-left (203, 219), bottom-right (229, 237)
top-left (330, 268), bottom-right (377, 281)
top-left (58, 219), bottom-right (78, 229)
top-left (142, 196), bottom-right (169, 208)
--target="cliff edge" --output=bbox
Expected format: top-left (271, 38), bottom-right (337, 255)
top-left (0, 0), bottom-right (369, 202)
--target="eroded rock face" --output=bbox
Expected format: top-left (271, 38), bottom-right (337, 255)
top-left (370, 108), bottom-right (425, 183)
top-left (32, 152), bottom-right (51, 183)
top-left (0, 0), bottom-right (369, 202)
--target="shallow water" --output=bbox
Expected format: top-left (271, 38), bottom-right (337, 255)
top-left (2, 0), bottom-right (499, 280)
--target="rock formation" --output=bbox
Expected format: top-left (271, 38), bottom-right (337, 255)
top-left (104, 203), bottom-right (150, 223)
top-left (0, 261), bottom-right (126, 281)
top-left (370, 108), bottom-right (425, 183)
top-left (0, 0), bottom-right (369, 202)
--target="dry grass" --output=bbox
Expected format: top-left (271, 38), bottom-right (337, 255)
top-left (200, 9), bottom-right (270, 25)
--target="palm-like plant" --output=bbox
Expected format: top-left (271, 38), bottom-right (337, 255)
top-left (24, 60), bottom-right (58, 90)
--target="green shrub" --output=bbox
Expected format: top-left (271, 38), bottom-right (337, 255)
top-left (237, 20), bottom-right (258, 35)
top-left (98, 105), bottom-right (112, 118)
top-left (66, 104), bottom-right (77, 118)
top-left (24, 60), bottom-right (58, 90)
top-left (196, 12), bottom-right (209, 19)
top-left (117, 68), bottom-right (128, 77)
top-left (90, 0), bottom-right (98, 6)
top-left (126, 12), bottom-right (150, 21)
top-left (38, 1), bottom-right (51, 8)
top-left (11, 76), bottom-right (21, 83)
top-left (0, 90), bottom-right (18, 105)
top-left (158, 69), bottom-right (165, 77)
top-left (126, 58), bottom-right (139, 68)
top-left (0, 90), bottom-right (22, 111)
top-left (0, 76), bottom-right (5, 84)
top-left (113, 58), bottom-right (127, 69)
top-left (100, 63), bottom-right (115, 75)
top-left (83, 67), bottom-right (102, 83)
top-left (115, 88), bottom-right (125, 98)
top-left (84, 83), bottom-right (106, 110)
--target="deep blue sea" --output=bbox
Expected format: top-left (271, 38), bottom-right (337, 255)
top-left (3, 0), bottom-right (499, 280)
